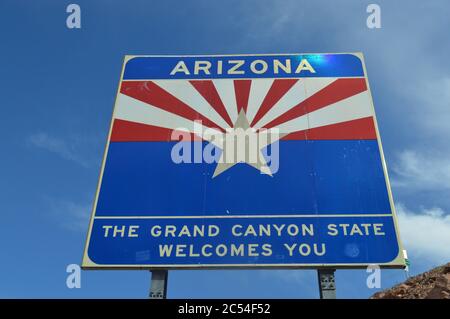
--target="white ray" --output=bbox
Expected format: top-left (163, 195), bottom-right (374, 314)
top-left (276, 90), bottom-right (373, 134)
top-left (254, 78), bottom-right (336, 129)
top-left (252, 80), bottom-right (306, 129)
top-left (245, 78), bottom-right (273, 124)
top-left (213, 79), bottom-right (238, 124)
top-left (257, 91), bottom-right (373, 149)
top-left (114, 93), bottom-right (223, 147)
top-left (154, 80), bottom-right (231, 129)
top-left (304, 77), bottom-right (339, 98)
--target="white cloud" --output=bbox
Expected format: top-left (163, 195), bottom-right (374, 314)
top-left (396, 203), bottom-right (450, 265)
top-left (45, 197), bottom-right (91, 232)
top-left (27, 132), bottom-right (98, 168)
top-left (391, 150), bottom-right (450, 190)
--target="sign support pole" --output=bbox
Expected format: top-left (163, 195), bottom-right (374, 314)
top-left (149, 270), bottom-right (168, 299)
top-left (317, 269), bottom-right (336, 299)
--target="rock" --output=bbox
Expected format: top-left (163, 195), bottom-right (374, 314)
top-left (371, 262), bottom-right (450, 299)
top-left (425, 287), bottom-right (445, 299)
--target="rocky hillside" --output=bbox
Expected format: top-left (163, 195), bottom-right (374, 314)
top-left (371, 262), bottom-right (450, 299)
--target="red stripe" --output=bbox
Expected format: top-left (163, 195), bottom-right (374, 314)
top-left (234, 80), bottom-right (251, 114)
top-left (190, 80), bottom-right (233, 127)
top-left (263, 78), bottom-right (367, 129)
top-left (250, 79), bottom-right (298, 126)
top-left (120, 81), bottom-right (224, 132)
top-left (111, 119), bottom-right (201, 142)
top-left (111, 117), bottom-right (376, 142)
top-left (282, 117), bottom-right (377, 140)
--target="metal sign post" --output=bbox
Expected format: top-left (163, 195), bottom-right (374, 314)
top-left (149, 270), bottom-right (168, 299)
top-left (317, 269), bottom-right (336, 299)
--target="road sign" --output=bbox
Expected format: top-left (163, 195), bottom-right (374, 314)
top-left (82, 53), bottom-right (405, 269)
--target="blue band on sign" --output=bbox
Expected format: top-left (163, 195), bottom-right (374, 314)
top-left (123, 54), bottom-right (364, 80)
top-left (88, 216), bottom-right (399, 265)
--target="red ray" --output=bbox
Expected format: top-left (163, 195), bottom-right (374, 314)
top-left (262, 78), bottom-right (367, 129)
top-left (282, 117), bottom-right (377, 140)
top-left (234, 80), bottom-right (251, 114)
top-left (190, 80), bottom-right (233, 127)
top-left (111, 119), bottom-right (202, 142)
top-left (120, 81), bottom-right (224, 132)
top-left (250, 79), bottom-right (298, 127)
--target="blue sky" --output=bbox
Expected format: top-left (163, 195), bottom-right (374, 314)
top-left (0, 0), bottom-right (449, 298)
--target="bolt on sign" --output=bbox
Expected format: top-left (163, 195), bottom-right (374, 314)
top-left (82, 53), bottom-right (405, 269)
